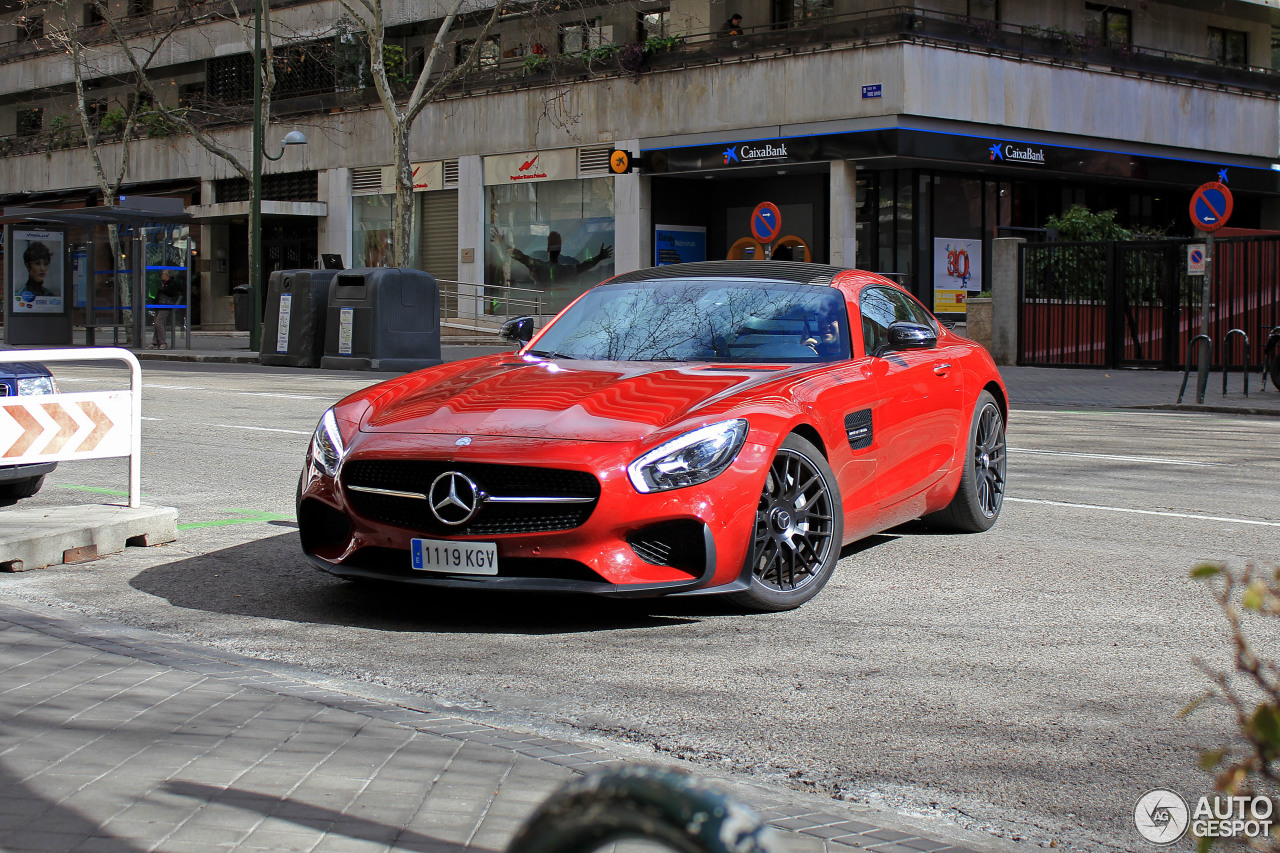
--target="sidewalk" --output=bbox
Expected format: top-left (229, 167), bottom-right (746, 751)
top-left (0, 601), bottom-right (1016, 853)
top-left (78, 331), bottom-right (1280, 417)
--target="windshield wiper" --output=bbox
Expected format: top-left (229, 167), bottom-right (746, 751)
top-left (526, 349), bottom-right (577, 360)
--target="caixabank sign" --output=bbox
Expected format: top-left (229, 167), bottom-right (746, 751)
top-left (642, 129), bottom-right (1280, 193)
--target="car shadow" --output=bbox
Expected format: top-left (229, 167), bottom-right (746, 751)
top-left (129, 532), bottom-right (702, 634)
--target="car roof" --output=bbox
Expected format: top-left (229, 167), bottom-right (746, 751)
top-left (608, 260), bottom-right (843, 287)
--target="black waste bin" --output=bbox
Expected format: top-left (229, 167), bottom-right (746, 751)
top-left (260, 269), bottom-right (339, 367)
top-left (321, 268), bottom-right (443, 372)
top-left (232, 284), bottom-right (254, 332)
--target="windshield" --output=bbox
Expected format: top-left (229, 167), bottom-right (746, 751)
top-left (528, 279), bottom-right (851, 363)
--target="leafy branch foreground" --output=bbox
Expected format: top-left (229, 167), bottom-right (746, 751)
top-left (1184, 562), bottom-right (1280, 851)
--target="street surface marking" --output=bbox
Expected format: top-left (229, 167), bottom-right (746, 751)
top-left (204, 424), bottom-right (311, 435)
top-left (59, 484), bottom-right (131, 497)
top-left (1007, 497), bottom-right (1280, 528)
top-left (1009, 448), bottom-right (1215, 466)
top-left (241, 392), bottom-right (335, 401)
top-left (178, 509), bottom-right (295, 530)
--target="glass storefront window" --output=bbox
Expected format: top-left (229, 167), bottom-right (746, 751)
top-left (486, 177), bottom-right (615, 313)
top-left (352, 194), bottom-right (396, 268)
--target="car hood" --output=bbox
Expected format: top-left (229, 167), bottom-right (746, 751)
top-left (361, 355), bottom-right (791, 442)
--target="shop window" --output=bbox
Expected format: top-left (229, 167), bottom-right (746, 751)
top-left (456, 36), bottom-right (500, 70)
top-left (638, 9), bottom-right (670, 42)
top-left (1209, 27), bottom-right (1248, 67)
top-left (486, 178), bottom-right (615, 313)
top-left (352, 194), bottom-right (396, 269)
top-left (16, 107), bottom-right (43, 138)
top-left (1085, 4), bottom-right (1130, 46)
top-left (17, 14), bottom-right (43, 41)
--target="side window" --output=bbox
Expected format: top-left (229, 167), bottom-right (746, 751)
top-left (889, 290), bottom-right (938, 333)
top-left (859, 287), bottom-right (897, 356)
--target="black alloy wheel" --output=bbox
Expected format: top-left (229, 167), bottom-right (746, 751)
top-left (729, 434), bottom-right (842, 612)
top-left (925, 390), bottom-right (1006, 532)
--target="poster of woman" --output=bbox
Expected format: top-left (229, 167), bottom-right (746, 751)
top-left (10, 229), bottom-right (65, 313)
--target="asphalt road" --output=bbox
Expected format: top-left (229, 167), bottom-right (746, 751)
top-left (3, 359), bottom-right (1279, 853)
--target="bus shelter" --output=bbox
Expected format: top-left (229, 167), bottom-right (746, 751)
top-left (2, 198), bottom-right (195, 349)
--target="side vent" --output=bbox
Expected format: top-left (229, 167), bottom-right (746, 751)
top-left (351, 167), bottom-right (382, 195)
top-left (578, 145), bottom-right (613, 177)
top-left (442, 159), bottom-right (460, 186)
top-left (844, 409), bottom-right (872, 450)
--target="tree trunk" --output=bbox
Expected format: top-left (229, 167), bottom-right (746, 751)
top-left (392, 121), bottom-right (414, 269)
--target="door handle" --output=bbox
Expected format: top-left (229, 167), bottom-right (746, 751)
top-left (933, 362), bottom-right (952, 376)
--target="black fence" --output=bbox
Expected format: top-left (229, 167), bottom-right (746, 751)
top-left (1019, 236), bottom-right (1280, 369)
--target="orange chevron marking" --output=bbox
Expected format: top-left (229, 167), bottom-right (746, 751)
top-left (76, 400), bottom-right (114, 452)
top-left (41, 403), bottom-right (78, 455)
top-left (3, 406), bottom-right (42, 458)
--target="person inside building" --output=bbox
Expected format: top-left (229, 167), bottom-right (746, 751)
top-left (18, 241), bottom-right (54, 298)
top-left (490, 227), bottom-right (613, 286)
top-left (150, 269), bottom-right (182, 349)
top-left (718, 13), bottom-right (744, 38)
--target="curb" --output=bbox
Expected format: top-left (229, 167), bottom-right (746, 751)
top-left (1127, 402), bottom-right (1280, 417)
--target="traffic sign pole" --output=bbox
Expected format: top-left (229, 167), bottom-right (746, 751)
top-left (1188, 179), bottom-right (1231, 401)
top-left (1197, 232), bottom-right (1214, 397)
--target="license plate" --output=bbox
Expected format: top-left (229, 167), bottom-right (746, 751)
top-left (410, 538), bottom-right (498, 575)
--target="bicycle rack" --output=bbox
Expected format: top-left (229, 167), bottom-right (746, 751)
top-left (1222, 328), bottom-right (1250, 398)
top-left (1264, 326), bottom-right (1280, 392)
top-left (1177, 334), bottom-right (1214, 405)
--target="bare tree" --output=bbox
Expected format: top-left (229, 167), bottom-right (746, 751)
top-left (336, 0), bottom-right (620, 268)
top-left (39, 0), bottom-right (183, 340)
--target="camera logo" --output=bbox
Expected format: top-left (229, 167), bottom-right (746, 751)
top-left (1135, 790), bottom-right (1190, 845)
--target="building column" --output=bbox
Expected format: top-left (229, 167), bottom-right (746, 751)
top-left (829, 160), bottom-right (857, 267)
top-left (990, 237), bottom-right (1023, 365)
top-left (614, 140), bottom-right (647, 273)
top-left (456, 155), bottom-right (485, 286)
top-left (320, 168), bottom-right (352, 270)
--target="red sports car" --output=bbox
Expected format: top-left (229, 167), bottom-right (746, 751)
top-left (298, 261), bottom-right (1007, 611)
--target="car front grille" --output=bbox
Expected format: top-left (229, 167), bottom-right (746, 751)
top-left (342, 460), bottom-right (601, 536)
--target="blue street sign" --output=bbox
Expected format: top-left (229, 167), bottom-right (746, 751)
top-left (862, 84), bottom-right (882, 99)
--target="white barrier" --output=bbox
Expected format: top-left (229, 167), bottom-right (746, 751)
top-left (0, 348), bottom-right (142, 508)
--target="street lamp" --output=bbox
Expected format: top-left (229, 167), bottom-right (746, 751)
top-left (248, 0), bottom-right (308, 352)
top-left (248, 127), bottom-right (306, 351)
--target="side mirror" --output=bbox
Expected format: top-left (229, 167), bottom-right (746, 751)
top-left (886, 321), bottom-right (937, 351)
top-left (500, 315), bottom-right (534, 345)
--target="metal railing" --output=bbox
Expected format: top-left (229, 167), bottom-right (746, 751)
top-left (436, 279), bottom-right (544, 333)
top-left (1222, 328), bottom-right (1250, 398)
top-left (1177, 335), bottom-right (1214, 405)
top-left (0, 348), bottom-right (142, 507)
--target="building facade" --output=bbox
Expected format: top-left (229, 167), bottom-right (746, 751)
top-left (1, 0), bottom-right (1278, 328)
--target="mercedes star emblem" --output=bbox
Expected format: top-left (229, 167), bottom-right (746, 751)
top-left (428, 471), bottom-right (484, 525)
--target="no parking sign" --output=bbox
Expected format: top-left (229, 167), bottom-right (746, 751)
top-left (1187, 244), bottom-right (1206, 276)
top-left (750, 202), bottom-right (782, 245)
top-left (1189, 182), bottom-right (1233, 233)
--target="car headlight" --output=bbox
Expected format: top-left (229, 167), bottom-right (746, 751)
top-left (628, 419), bottom-right (748, 493)
top-left (17, 376), bottom-right (56, 395)
top-left (310, 408), bottom-right (346, 479)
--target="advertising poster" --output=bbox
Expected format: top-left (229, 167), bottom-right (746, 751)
top-left (933, 238), bottom-right (982, 292)
top-left (655, 225), bottom-right (707, 265)
top-left (10, 228), bottom-right (65, 314)
top-left (934, 289), bottom-right (968, 315)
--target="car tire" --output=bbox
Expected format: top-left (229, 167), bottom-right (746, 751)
top-left (728, 434), bottom-right (843, 612)
top-left (1268, 344), bottom-right (1280, 392)
top-left (0, 474), bottom-right (45, 501)
top-left (924, 390), bottom-right (1006, 533)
